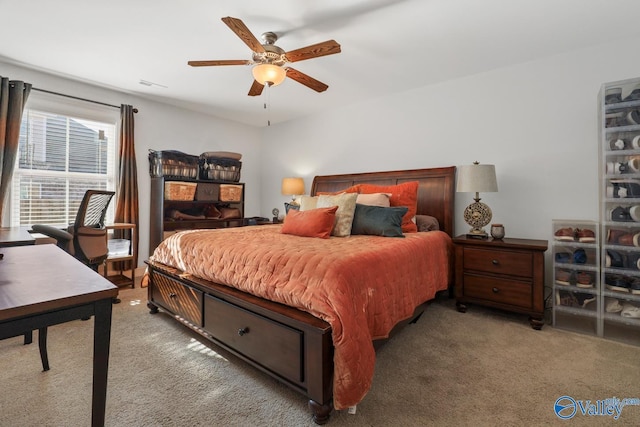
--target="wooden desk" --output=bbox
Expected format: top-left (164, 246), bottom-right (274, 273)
top-left (0, 227), bottom-right (35, 247)
top-left (0, 245), bottom-right (119, 426)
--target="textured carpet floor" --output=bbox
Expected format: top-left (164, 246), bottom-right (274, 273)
top-left (1, 286), bottom-right (639, 426)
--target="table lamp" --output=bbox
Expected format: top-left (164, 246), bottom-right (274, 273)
top-left (456, 162), bottom-right (498, 238)
top-left (281, 177), bottom-right (305, 205)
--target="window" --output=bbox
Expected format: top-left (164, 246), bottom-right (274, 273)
top-left (11, 109), bottom-right (117, 226)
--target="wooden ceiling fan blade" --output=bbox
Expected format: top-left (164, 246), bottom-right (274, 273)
top-left (285, 40), bottom-right (341, 63)
top-left (221, 16), bottom-right (265, 53)
top-left (286, 68), bottom-right (329, 92)
top-left (188, 60), bottom-right (250, 67)
top-left (248, 80), bottom-right (264, 96)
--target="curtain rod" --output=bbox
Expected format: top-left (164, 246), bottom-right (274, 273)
top-left (32, 87), bottom-right (138, 113)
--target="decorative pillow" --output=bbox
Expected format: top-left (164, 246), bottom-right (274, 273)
top-left (299, 195), bottom-right (319, 211)
top-left (358, 181), bottom-right (419, 233)
top-left (280, 206), bottom-right (338, 239)
top-left (317, 184), bottom-right (361, 196)
top-left (356, 192), bottom-right (391, 207)
top-left (351, 204), bottom-right (407, 237)
top-left (316, 192), bottom-right (358, 237)
top-left (416, 215), bottom-right (440, 232)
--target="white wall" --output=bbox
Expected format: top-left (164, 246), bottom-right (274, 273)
top-left (5, 33), bottom-right (640, 267)
top-left (260, 35), bottom-right (640, 248)
top-left (0, 61), bottom-right (262, 263)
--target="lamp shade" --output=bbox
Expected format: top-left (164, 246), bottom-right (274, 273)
top-left (456, 163), bottom-right (498, 193)
top-left (252, 64), bottom-right (286, 86)
top-left (281, 177), bottom-right (305, 196)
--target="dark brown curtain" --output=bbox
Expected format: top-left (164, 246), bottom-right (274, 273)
top-left (114, 104), bottom-right (139, 269)
top-left (0, 78), bottom-right (31, 219)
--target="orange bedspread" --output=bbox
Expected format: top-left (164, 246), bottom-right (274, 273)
top-left (150, 225), bottom-right (452, 409)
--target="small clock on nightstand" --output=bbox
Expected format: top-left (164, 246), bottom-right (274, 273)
top-left (272, 208), bottom-right (280, 223)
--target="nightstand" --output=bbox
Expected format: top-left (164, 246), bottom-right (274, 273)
top-left (453, 235), bottom-right (548, 330)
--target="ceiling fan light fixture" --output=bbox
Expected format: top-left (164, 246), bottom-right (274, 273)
top-left (252, 63), bottom-right (286, 86)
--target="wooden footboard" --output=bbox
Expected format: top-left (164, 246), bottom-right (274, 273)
top-left (146, 261), bottom-right (334, 424)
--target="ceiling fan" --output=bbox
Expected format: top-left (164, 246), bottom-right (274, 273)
top-left (188, 17), bottom-right (341, 96)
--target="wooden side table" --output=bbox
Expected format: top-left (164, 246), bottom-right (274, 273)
top-left (453, 235), bottom-right (548, 329)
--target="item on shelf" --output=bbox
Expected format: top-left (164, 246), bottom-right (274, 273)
top-left (577, 228), bottom-right (596, 243)
top-left (164, 182), bottom-right (197, 201)
top-left (627, 110), bottom-right (640, 125)
top-left (203, 204), bottom-right (221, 218)
top-left (555, 251), bottom-right (571, 263)
top-left (633, 135), bottom-right (640, 149)
top-left (107, 239), bottom-right (130, 256)
top-left (605, 250), bottom-right (626, 268)
top-left (167, 208), bottom-right (205, 220)
top-left (195, 182), bottom-right (220, 201)
top-left (575, 271), bottom-right (595, 288)
top-left (555, 269), bottom-right (573, 286)
top-left (606, 161), bottom-right (631, 174)
top-left (623, 84), bottom-right (640, 102)
top-left (621, 303), bottom-right (640, 318)
top-left (573, 248), bottom-right (587, 264)
top-left (219, 184), bottom-right (243, 202)
top-left (605, 87), bottom-right (622, 104)
top-left (606, 180), bottom-right (640, 198)
top-left (606, 299), bottom-right (624, 313)
top-left (199, 152), bottom-right (242, 182)
top-left (604, 274), bottom-right (631, 292)
top-left (555, 290), bottom-right (596, 308)
top-left (608, 138), bottom-right (627, 150)
top-left (608, 205), bottom-right (640, 222)
top-left (554, 227), bottom-right (575, 241)
top-left (149, 150), bottom-right (199, 179)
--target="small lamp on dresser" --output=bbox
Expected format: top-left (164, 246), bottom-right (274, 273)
top-left (456, 162), bottom-right (498, 238)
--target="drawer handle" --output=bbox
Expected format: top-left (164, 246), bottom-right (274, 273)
top-left (492, 259), bottom-right (499, 265)
top-left (238, 327), bottom-right (250, 336)
top-left (169, 292), bottom-right (177, 298)
top-left (492, 287), bottom-right (499, 293)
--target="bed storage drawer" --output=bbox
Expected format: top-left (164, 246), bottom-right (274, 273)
top-left (203, 294), bottom-right (303, 384)
top-left (149, 270), bottom-right (203, 326)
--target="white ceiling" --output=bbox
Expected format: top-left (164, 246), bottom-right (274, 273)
top-left (3, 0), bottom-right (640, 127)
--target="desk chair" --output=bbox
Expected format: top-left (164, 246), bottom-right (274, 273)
top-left (30, 190), bottom-right (118, 371)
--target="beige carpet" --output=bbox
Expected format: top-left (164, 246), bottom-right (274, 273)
top-left (1, 286), bottom-right (639, 426)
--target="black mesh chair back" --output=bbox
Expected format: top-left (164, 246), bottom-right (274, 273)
top-left (32, 189), bottom-right (115, 269)
top-left (71, 190), bottom-right (115, 267)
top-left (75, 190), bottom-right (114, 229)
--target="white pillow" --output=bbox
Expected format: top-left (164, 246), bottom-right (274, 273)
top-left (356, 192), bottom-right (391, 207)
top-left (299, 195), bottom-right (319, 211)
top-left (317, 193), bottom-right (358, 237)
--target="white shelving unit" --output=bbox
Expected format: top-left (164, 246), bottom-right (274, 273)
top-left (599, 77), bottom-right (640, 346)
top-left (551, 220), bottom-right (600, 336)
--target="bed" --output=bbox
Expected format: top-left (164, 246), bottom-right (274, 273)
top-left (145, 166), bottom-right (455, 424)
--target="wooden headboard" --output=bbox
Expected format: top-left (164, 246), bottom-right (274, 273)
top-left (310, 166), bottom-right (456, 237)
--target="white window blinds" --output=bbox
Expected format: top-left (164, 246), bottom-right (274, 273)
top-left (11, 109), bottom-right (116, 226)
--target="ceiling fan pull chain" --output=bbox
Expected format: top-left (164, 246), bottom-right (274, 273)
top-left (264, 83), bottom-right (271, 126)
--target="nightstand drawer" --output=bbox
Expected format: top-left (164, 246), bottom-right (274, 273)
top-left (463, 274), bottom-right (533, 309)
top-left (463, 247), bottom-right (533, 277)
